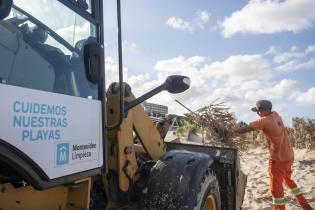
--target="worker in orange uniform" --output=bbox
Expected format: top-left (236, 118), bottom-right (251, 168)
top-left (233, 100), bottom-right (313, 210)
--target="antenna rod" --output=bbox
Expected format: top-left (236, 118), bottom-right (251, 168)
top-left (175, 99), bottom-right (196, 114)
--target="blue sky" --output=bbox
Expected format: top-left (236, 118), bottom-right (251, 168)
top-left (103, 0), bottom-right (315, 125)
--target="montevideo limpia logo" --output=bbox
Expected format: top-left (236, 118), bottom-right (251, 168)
top-left (56, 143), bottom-right (69, 165)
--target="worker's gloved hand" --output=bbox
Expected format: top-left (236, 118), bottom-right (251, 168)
top-left (232, 121), bottom-right (249, 137)
top-left (233, 126), bottom-right (254, 135)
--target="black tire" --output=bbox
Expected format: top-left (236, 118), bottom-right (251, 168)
top-left (194, 170), bottom-right (221, 210)
top-left (139, 150), bottom-right (219, 210)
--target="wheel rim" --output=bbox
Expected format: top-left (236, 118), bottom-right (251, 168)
top-left (202, 195), bottom-right (216, 210)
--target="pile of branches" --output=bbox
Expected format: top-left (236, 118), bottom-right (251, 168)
top-left (288, 117), bottom-right (315, 149)
top-left (184, 101), bottom-right (250, 151)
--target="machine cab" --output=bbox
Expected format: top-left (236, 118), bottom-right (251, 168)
top-left (0, 0), bottom-right (105, 189)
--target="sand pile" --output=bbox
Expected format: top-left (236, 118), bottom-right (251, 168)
top-left (241, 148), bottom-right (315, 210)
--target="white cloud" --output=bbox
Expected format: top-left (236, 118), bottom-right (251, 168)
top-left (105, 57), bottom-right (119, 84)
top-left (106, 55), bottom-right (210, 113)
top-left (197, 10), bottom-right (210, 23)
top-left (154, 56), bottom-right (205, 73)
top-left (244, 79), bottom-right (300, 102)
top-left (195, 10), bottom-right (211, 29)
top-left (266, 46), bottom-right (280, 55)
top-left (240, 80), bottom-right (261, 90)
top-left (305, 45), bottom-right (315, 54)
top-left (210, 87), bottom-right (243, 103)
top-left (166, 17), bottom-right (194, 32)
top-left (105, 53), bottom-right (313, 125)
top-left (153, 55), bottom-right (210, 108)
top-left (131, 54), bottom-right (274, 114)
top-left (295, 87), bottom-right (315, 107)
top-left (122, 40), bottom-right (137, 52)
top-left (166, 10), bottom-right (211, 32)
top-left (105, 57), bottom-right (128, 86)
top-left (268, 45), bottom-right (315, 72)
top-left (273, 50), bottom-right (304, 64)
top-left (221, 0), bottom-right (315, 38)
top-left (271, 79), bottom-right (300, 100)
top-left (151, 54), bottom-right (276, 113)
top-left (275, 58), bottom-right (315, 72)
top-left (201, 54), bottom-right (272, 85)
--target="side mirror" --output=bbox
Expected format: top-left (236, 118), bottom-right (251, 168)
top-left (164, 75), bottom-right (190, 94)
top-left (0, 0), bottom-right (12, 20)
top-left (84, 42), bottom-right (103, 84)
top-left (124, 75), bottom-right (191, 113)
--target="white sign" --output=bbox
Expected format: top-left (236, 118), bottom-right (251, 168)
top-left (0, 84), bottom-right (103, 179)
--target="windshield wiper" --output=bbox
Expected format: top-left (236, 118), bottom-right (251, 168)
top-left (12, 4), bottom-right (77, 53)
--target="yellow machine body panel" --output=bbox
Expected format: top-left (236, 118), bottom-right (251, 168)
top-left (0, 178), bottom-right (91, 210)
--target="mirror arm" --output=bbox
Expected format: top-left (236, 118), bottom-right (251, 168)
top-left (124, 82), bottom-right (168, 115)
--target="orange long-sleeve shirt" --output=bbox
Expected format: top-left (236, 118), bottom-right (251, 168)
top-left (249, 111), bottom-right (294, 161)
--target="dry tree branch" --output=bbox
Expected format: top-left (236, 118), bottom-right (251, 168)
top-left (182, 100), bottom-right (249, 153)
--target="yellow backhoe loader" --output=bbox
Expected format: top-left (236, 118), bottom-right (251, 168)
top-left (0, 0), bottom-right (246, 209)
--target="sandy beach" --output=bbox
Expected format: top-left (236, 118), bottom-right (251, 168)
top-left (241, 148), bottom-right (315, 210)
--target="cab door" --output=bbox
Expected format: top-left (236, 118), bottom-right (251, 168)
top-left (0, 0), bottom-right (104, 187)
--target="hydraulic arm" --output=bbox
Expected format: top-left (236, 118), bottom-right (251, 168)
top-left (106, 82), bottom-right (166, 192)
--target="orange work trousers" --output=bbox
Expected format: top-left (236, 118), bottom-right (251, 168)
top-left (268, 159), bottom-right (313, 210)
